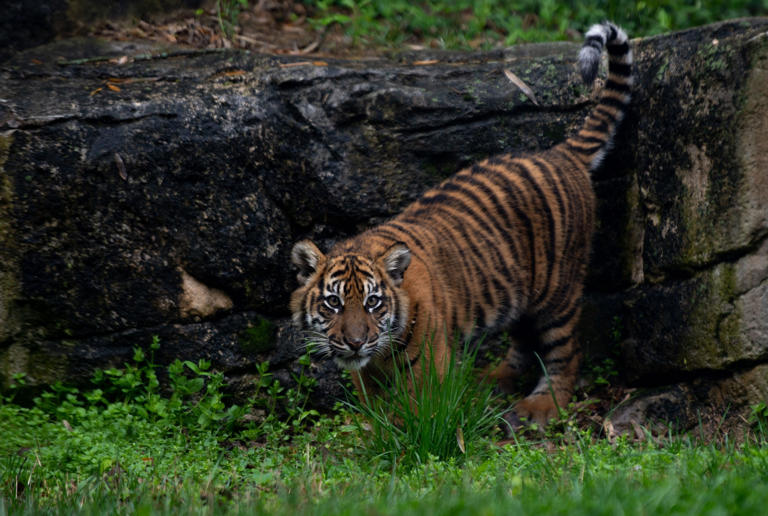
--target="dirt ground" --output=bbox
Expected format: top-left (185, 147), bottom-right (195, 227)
top-left (85, 0), bottom-right (380, 57)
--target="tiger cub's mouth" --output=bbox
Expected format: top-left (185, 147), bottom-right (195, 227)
top-left (331, 339), bottom-right (376, 370)
top-left (334, 355), bottom-right (371, 371)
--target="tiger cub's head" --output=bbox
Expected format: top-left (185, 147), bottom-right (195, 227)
top-left (289, 240), bottom-right (412, 370)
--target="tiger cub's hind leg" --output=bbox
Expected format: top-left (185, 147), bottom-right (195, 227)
top-left (489, 341), bottom-right (532, 394)
top-left (487, 317), bottom-right (538, 394)
top-left (512, 306), bottom-right (582, 428)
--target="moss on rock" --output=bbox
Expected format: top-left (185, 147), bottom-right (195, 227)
top-left (0, 130), bottom-right (19, 345)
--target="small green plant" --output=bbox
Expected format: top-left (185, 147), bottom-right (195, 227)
top-left (217, 0), bottom-right (249, 39)
top-left (240, 316), bottom-right (275, 353)
top-left (590, 357), bottom-right (619, 387)
top-left (749, 402), bottom-right (768, 441)
top-left (87, 336), bottom-right (245, 433)
top-left (348, 336), bottom-right (506, 467)
top-left (240, 347), bottom-right (320, 441)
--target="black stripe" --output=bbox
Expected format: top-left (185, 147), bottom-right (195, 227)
top-left (575, 135), bottom-right (607, 146)
top-left (491, 276), bottom-right (511, 310)
top-left (481, 283), bottom-right (494, 308)
top-left (543, 350), bottom-right (579, 375)
top-left (607, 42), bottom-right (629, 55)
top-left (585, 35), bottom-right (604, 47)
top-left (474, 303), bottom-right (487, 327)
top-left (532, 156), bottom-right (569, 285)
top-left (554, 145), bottom-right (585, 173)
top-left (545, 348), bottom-right (578, 365)
top-left (439, 183), bottom-right (520, 275)
top-left (483, 168), bottom-right (537, 299)
top-left (599, 96), bottom-right (628, 112)
top-left (452, 174), bottom-right (523, 262)
top-left (537, 303), bottom-right (578, 333)
top-left (408, 348), bottom-right (423, 367)
top-left (605, 79), bottom-right (631, 93)
top-left (515, 162), bottom-right (557, 304)
top-left (379, 223), bottom-right (427, 252)
top-left (485, 156), bottom-right (507, 166)
top-left (421, 185), bottom-right (512, 268)
top-left (452, 174), bottom-right (510, 226)
top-left (576, 142), bottom-right (604, 154)
top-left (419, 217), bottom-right (477, 322)
top-left (565, 140), bottom-right (591, 158)
top-left (539, 334), bottom-right (572, 354)
top-left (420, 210), bottom-right (492, 308)
top-left (553, 268), bottom-right (586, 310)
top-left (418, 192), bottom-right (452, 206)
top-left (586, 112), bottom-right (611, 130)
top-left (471, 163), bottom-right (494, 174)
top-left (608, 62), bottom-right (632, 77)
top-left (411, 203), bottom-right (508, 281)
top-left (586, 40), bottom-right (602, 52)
top-left (594, 105), bottom-right (620, 121)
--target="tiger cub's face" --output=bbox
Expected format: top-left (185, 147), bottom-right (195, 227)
top-left (289, 240), bottom-right (411, 370)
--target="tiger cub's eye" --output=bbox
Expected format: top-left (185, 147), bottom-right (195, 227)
top-left (365, 295), bottom-right (381, 310)
top-left (325, 295), bottom-right (342, 309)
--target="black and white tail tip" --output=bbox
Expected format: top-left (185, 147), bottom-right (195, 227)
top-left (567, 22), bottom-right (633, 171)
top-left (578, 21), bottom-right (633, 87)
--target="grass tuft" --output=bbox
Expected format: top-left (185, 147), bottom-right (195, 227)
top-left (347, 337), bottom-right (507, 466)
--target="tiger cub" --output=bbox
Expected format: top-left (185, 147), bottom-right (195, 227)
top-left (290, 22), bottom-right (632, 426)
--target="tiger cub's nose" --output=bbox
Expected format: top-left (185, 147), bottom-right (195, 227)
top-left (344, 337), bottom-right (366, 351)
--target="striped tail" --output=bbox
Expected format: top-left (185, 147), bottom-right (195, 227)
top-left (567, 21), bottom-right (633, 170)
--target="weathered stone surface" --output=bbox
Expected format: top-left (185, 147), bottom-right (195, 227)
top-left (1, 19), bottom-right (768, 434)
top-left (619, 241), bottom-right (768, 380)
top-left (610, 362), bottom-right (768, 437)
top-left (634, 24), bottom-right (768, 277)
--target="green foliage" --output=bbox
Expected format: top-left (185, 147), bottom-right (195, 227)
top-left (304, 0), bottom-right (768, 49)
top-left (239, 316), bottom-right (276, 353)
top-left (348, 337), bottom-right (506, 466)
top-left (84, 335), bottom-right (245, 433)
top-left (749, 402), bottom-right (768, 440)
top-left (3, 336), bottom-right (768, 514)
top-left (590, 357), bottom-right (619, 386)
top-left (0, 336), bottom-right (319, 495)
top-left (239, 350), bottom-right (320, 441)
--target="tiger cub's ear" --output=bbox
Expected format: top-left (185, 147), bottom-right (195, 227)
top-left (291, 240), bottom-right (325, 286)
top-left (378, 243), bottom-right (411, 286)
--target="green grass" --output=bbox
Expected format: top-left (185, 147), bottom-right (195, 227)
top-left (305, 0), bottom-right (768, 49)
top-left (2, 337), bottom-right (768, 515)
top-left (348, 338), bottom-right (507, 466)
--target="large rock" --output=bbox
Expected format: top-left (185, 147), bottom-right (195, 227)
top-left (1, 19), bottom-right (767, 432)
